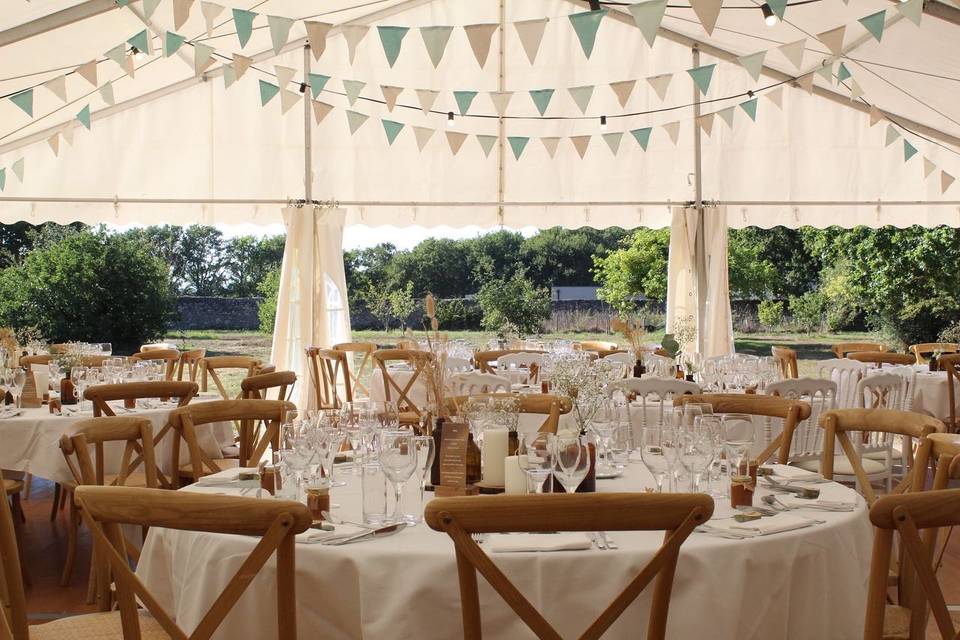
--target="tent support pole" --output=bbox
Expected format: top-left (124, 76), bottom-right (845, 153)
top-left (304, 46), bottom-right (313, 203)
top-left (497, 0), bottom-right (506, 224)
top-left (692, 46), bottom-right (708, 356)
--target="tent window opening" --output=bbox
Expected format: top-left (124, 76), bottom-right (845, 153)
top-left (325, 275), bottom-right (346, 343)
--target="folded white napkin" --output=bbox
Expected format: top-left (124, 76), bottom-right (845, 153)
top-left (765, 464), bottom-right (822, 481)
top-left (194, 467), bottom-right (255, 486)
top-left (487, 533), bottom-right (593, 553)
top-left (729, 514), bottom-right (815, 536)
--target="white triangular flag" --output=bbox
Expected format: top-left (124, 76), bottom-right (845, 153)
top-left (923, 157), bottom-right (936, 178)
top-left (897, 0), bottom-right (923, 25)
top-left (47, 134), bottom-right (60, 157)
top-left (765, 87), bottom-right (783, 110)
top-left (885, 125), bottom-right (900, 147)
top-left (342, 25), bottom-right (370, 64)
top-left (541, 137), bottom-right (561, 158)
top-left (99, 82), bottom-right (115, 106)
top-left (489, 91), bottom-right (514, 117)
top-left (305, 22), bottom-right (333, 60)
top-left (12, 159), bottom-right (24, 183)
top-left (62, 126), bottom-right (75, 146)
top-left (849, 80), bottom-right (863, 101)
top-left (570, 135), bottom-right (591, 159)
top-left (413, 126), bottom-right (434, 151)
top-left (698, 112), bottom-right (714, 136)
top-left (689, 0), bottom-right (723, 35)
top-left (716, 106), bottom-right (736, 128)
top-left (514, 18), bottom-right (549, 64)
top-left (568, 86), bottom-right (594, 114)
top-left (275, 65), bottom-right (297, 88)
top-left (233, 54), bottom-right (252, 79)
top-left (942, 171), bottom-right (955, 193)
top-left (663, 121), bottom-right (680, 145)
top-left (201, 2), bottom-right (225, 37)
top-left (280, 89), bottom-right (301, 114)
top-left (646, 73), bottom-right (673, 101)
top-left (602, 132), bottom-right (623, 154)
top-left (609, 80), bottom-right (636, 107)
top-left (311, 100), bottom-right (333, 124)
top-left (43, 75), bottom-right (68, 102)
top-left (779, 39), bottom-right (806, 70)
top-left (75, 60), bottom-right (98, 87)
top-left (868, 105), bottom-right (883, 126)
top-left (817, 25), bottom-right (845, 57)
top-left (446, 131), bottom-right (468, 155)
top-left (415, 89), bottom-right (439, 116)
top-left (381, 85), bottom-right (403, 111)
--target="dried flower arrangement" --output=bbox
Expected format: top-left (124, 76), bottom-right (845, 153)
top-left (611, 315), bottom-right (647, 355)
top-left (421, 293), bottom-right (450, 422)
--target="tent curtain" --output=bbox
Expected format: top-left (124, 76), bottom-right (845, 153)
top-left (701, 205), bottom-right (734, 357)
top-left (270, 206), bottom-right (352, 410)
top-left (665, 206), bottom-right (698, 351)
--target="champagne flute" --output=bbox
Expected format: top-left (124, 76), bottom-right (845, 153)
top-left (11, 368), bottom-right (25, 409)
top-left (553, 435), bottom-right (589, 493)
top-left (721, 413), bottom-right (756, 490)
top-left (679, 428), bottom-right (715, 492)
top-left (379, 431), bottom-right (418, 524)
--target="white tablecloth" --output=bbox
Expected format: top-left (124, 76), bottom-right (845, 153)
top-left (911, 371), bottom-right (955, 421)
top-left (136, 465), bottom-right (871, 639)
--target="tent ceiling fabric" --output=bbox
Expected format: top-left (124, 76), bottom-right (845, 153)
top-left (0, 0), bottom-right (958, 229)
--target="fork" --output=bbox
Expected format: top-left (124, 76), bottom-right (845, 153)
top-left (601, 532), bottom-right (618, 550)
top-left (591, 532), bottom-right (608, 550)
top-left (471, 533), bottom-right (487, 545)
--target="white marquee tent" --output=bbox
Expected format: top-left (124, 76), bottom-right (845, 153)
top-left (1, 0), bottom-right (959, 405)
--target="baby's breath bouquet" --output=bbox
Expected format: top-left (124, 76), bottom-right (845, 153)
top-left (549, 356), bottom-right (619, 434)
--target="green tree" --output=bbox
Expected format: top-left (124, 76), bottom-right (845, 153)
top-left (389, 281), bottom-right (417, 331)
top-left (225, 235), bottom-right (285, 297)
top-left (463, 229), bottom-right (524, 285)
top-left (520, 227), bottom-right (628, 287)
top-left (592, 229), bottom-right (670, 313)
top-left (178, 226), bottom-right (228, 296)
top-left (727, 231), bottom-right (778, 299)
top-left (730, 227), bottom-right (820, 297)
top-left (344, 243), bottom-right (397, 299)
top-left (477, 270), bottom-right (551, 337)
top-left (257, 267), bottom-right (281, 333)
top-left (386, 238), bottom-right (472, 298)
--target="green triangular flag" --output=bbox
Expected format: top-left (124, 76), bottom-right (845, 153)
top-left (343, 80), bottom-right (366, 105)
top-left (568, 9), bottom-right (607, 58)
top-left (382, 119), bottom-right (404, 145)
top-left (232, 9), bottom-right (257, 48)
top-left (739, 98), bottom-right (758, 121)
top-left (628, 0), bottom-right (667, 47)
top-left (767, 0), bottom-right (787, 19)
top-left (268, 15), bottom-right (294, 54)
top-left (259, 80), bottom-right (279, 106)
top-left (9, 90), bottom-right (33, 117)
top-left (738, 51), bottom-right (765, 82)
top-left (837, 62), bottom-right (851, 82)
top-left (568, 85), bottom-right (594, 114)
top-left (858, 10), bottom-right (886, 42)
top-left (508, 136), bottom-right (529, 160)
top-left (223, 64), bottom-right (237, 89)
top-left (346, 110), bottom-right (369, 134)
top-left (897, 0), bottom-right (922, 25)
top-left (11, 159), bottom-right (23, 183)
top-left (0, 169), bottom-right (5, 192)
top-left (76, 104), bottom-right (91, 129)
top-left (164, 31), bottom-right (186, 57)
top-left (454, 90), bottom-right (478, 115)
top-left (529, 89), bottom-right (555, 116)
top-left (143, 0), bottom-right (162, 19)
top-left (420, 26), bottom-right (454, 67)
top-left (308, 73), bottom-right (330, 99)
top-left (377, 26), bottom-right (409, 67)
top-left (477, 134), bottom-right (497, 157)
top-left (687, 64), bottom-right (716, 96)
top-left (903, 140), bottom-right (918, 162)
top-left (116, 0), bottom-right (130, 7)
top-left (630, 127), bottom-right (652, 150)
top-left (885, 125), bottom-right (900, 147)
top-left (127, 30), bottom-right (150, 55)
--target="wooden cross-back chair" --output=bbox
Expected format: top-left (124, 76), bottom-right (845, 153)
top-left (673, 393), bottom-right (812, 465)
top-left (445, 393), bottom-right (573, 434)
top-left (241, 370), bottom-right (296, 403)
top-left (305, 347), bottom-right (352, 409)
top-left (937, 354), bottom-right (960, 433)
top-left (18, 354), bottom-right (53, 367)
top-left (130, 348), bottom-right (181, 380)
top-left (818, 409), bottom-right (943, 505)
top-left (910, 342), bottom-right (960, 365)
top-left (333, 342), bottom-right (376, 398)
top-left (372, 349), bottom-right (435, 425)
top-left (770, 346), bottom-right (798, 379)
top-left (425, 493), bottom-right (713, 640)
top-left (199, 356), bottom-right (262, 399)
top-left (847, 351), bottom-right (916, 368)
top-left (75, 485), bottom-right (311, 639)
top-left (832, 342), bottom-right (887, 359)
top-left (473, 349), bottom-right (545, 374)
top-left (176, 348), bottom-right (207, 382)
top-left (140, 343), bottom-right (176, 352)
top-left (84, 381), bottom-right (198, 418)
top-left (575, 340), bottom-right (620, 354)
top-left (169, 399), bottom-right (295, 487)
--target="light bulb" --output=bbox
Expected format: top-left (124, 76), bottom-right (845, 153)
top-left (761, 4), bottom-right (779, 26)
top-left (447, 111), bottom-right (455, 128)
top-left (600, 115), bottom-right (608, 130)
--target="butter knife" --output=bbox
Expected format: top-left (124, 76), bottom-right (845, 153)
top-left (321, 522), bottom-right (408, 546)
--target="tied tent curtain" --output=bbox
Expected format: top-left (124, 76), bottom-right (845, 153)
top-left (666, 206), bottom-right (698, 347)
top-left (270, 206), bottom-right (352, 410)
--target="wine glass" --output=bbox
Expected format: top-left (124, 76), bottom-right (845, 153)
top-left (721, 413), bottom-right (756, 485)
top-left (553, 435), bottom-right (589, 493)
top-left (590, 401), bottom-right (620, 473)
top-left (8, 368), bottom-right (25, 409)
top-left (71, 366), bottom-right (88, 410)
top-left (377, 401), bottom-right (400, 431)
top-left (379, 431), bottom-right (418, 524)
top-left (411, 435), bottom-right (436, 524)
top-left (681, 403), bottom-right (713, 430)
top-left (679, 427), bottom-right (715, 492)
top-left (314, 428), bottom-right (345, 487)
top-left (518, 432), bottom-right (555, 493)
top-left (696, 415), bottom-right (726, 497)
top-left (638, 426), bottom-right (677, 493)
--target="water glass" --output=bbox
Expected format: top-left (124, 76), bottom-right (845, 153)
top-left (379, 431), bottom-right (418, 524)
top-left (411, 435), bottom-right (436, 524)
top-left (721, 413), bottom-right (756, 491)
top-left (553, 435), bottom-right (589, 493)
top-left (519, 432), bottom-right (555, 493)
top-left (361, 463), bottom-right (389, 525)
top-left (639, 426), bottom-right (678, 492)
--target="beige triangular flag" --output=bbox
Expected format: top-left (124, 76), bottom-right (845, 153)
top-left (817, 25), bottom-right (845, 57)
top-left (923, 157), bottom-right (936, 178)
top-left (541, 137), bottom-right (561, 158)
top-left (602, 132), bottom-right (623, 155)
top-left (342, 25), bottom-right (370, 64)
top-left (609, 80), bottom-right (636, 108)
top-left (233, 54), bottom-right (252, 79)
top-left (305, 21), bottom-right (333, 60)
top-left (62, 126), bottom-right (75, 146)
top-left (75, 60), bottom-right (98, 87)
top-left (47, 133), bottom-right (60, 157)
top-left (716, 106), bottom-right (736, 128)
top-left (698, 112), bottom-right (714, 136)
top-left (663, 121), bottom-right (680, 145)
top-left (646, 73), bottom-right (673, 101)
top-left (413, 126), bottom-right (434, 150)
top-left (779, 39), bottom-right (806, 70)
top-left (868, 105), bottom-right (883, 126)
top-left (43, 75), bottom-right (68, 102)
top-left (570, 135), bottom-right (591, 159)
top-left (311, 100), bottom-right (333, 124)
top-left (797, 73), bottom-right (814, 94)
top-left (275, 65), bottom-right (297, 88)
top-left (280, 89), bottom-right (301, 114)
top-left (123, 54), bottom-right (136, 79)
top-left (464, 24), bottom-right (498, 67)
top-left (765, 87), bottom-right (783, 110)
top-left (849, 80), bottom-right (863, 101)
top-left (415, 89), bottom-right (439, 116)
top-left (689, 0), bottom-right (723, 35)
top-left (942, 171), bottom-right (955, 193)
top-left (514, 18), bottom-right (549, 64)
top-left (99, 82), bottom-right (115, 106)
top-left (381, 85), bottom-right (403, 111)
top-left (489, 91), bottom-right (513, 117)
top-left (173, 0), bottom-right (195, 30)
top-left (201, 2), bottom-right (224, 37)
top-left (446, 131), bottom-right (468, 155)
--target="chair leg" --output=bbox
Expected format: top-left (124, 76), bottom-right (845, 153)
top-left (86, 547), bottom-right (97, 605)
top-left (23, 473), bottom-right (32, 500)
top-left (11, 492), bottom-right (24, 523)
top-left (49, 483), bottom-right (61, 521)
top-left (60, 497), bottom-right (78, 587)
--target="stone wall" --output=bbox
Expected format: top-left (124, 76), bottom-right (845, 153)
top-left (170, 296), bottom-right (263, 330)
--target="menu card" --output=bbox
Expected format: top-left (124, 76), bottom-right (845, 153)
top-left (436, 420), bottom-right (475, 497)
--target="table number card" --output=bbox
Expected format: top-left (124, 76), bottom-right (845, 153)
top-left (436, 420), bottom-right (477, 497)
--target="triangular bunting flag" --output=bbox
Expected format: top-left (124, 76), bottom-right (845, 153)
top-left (76, 104), bottom-right (91, 130)
top-left (343, 80), bottom-right (366, 105)
top-left (10, 90), bottom-right (33, 117)
top-left (541, 137), bottom-right (561, 158)
top-left (796, 73), bottom-right (814, 94)
top-left (568, 86), bottom-right (595, 114)
top-left (447, 131), bottom-right (468, 155)
top-left (508, 136), bottom-right (530, 159)
top-left (923, 157), bottom-right (936, 178)
top-left (602, 131), bottom-right (623, 154)
top-left (765, 87), bottom-right (783, 110)
top-left (43, 75), bottom-right (67, 102)
top-left (942, 171), bottom-right (955, 193)
top-left (99, 82), bottom-right (115, 106)
top-left (738, 51), bottom-right (765, 82)
top-left (346, 110), bottom-right (369, 134)
top-left (610, 80), bottom-right (636, 107)
top-left (663, 121), bottom-right (680, 145)
top-left (127, 30), bottom-right (151, 57)
top-left (308, 73), bottom-right (330, 98)
top-left (62, 126), bottom-right (75, 146)
top-left (885, 125), bottom-right (900, 147)
top-left (687, 64), bottom-right (716, 96)
top-left (568, 9), bottom-right (607, 58)
top-left (689, 0), bottom-right (723, 35)
top-left (629, 0), bottom-right (668, 47)
top-left (849, 80), bottom-right (863, 101)
top-left (416, 89), bottom-right (439, 116)
top-left (222, 64), bottom-right (237, 89)
top-left (279, 89), bottom-right (300, 114)
top-left (105, 43), bottom-right (130, 75)
top-left (859, 10), bottom-right (886, 42)
top-left (413, 126), bottom-right (434, 151)
top-left (698, 113), bottom-right (714, 136)
top-left (201, 2), bottom-right (224, 37)
top-left (767, 0), bottom-right (788, 19)
top-left (233, 9), bottom-right (256, 48)
top-left (420, 26), bottom-right (454, 67)
top-left (382, 119), bottom-right (405, 145)
top-left (570, 135), bottom-right (591, 159)
top-left (514, 18), bottom-right (548, 64)
top-left (489, 92), bottom-right (513, 117)
top-left (143, 0), bottom-right (162, 19)
top-left (342, 26), bottom-right (369, 64)
top-left (477, 134), bottom-right (498, 157)
top-left (897, 0), bottom-right (922, 25)
top-left (305, 22), bottom-right (333, 60)
top-left (740, 98), bottom-right (758, 121)
top-left (164, 31), bottom-right (186, 57)
top-left (47, 133), bottom-right (60, 157)
top-left (377, 26), bottom-right (409, 67)
top-left (381, 85), bottom-right (403, 111)
top-left (0, 169), bottom-right (5, 192)
top-left (311, 101), bottom-right (333, 124)
top-left (815, 61), bottom-right (833, 84)
top-left (259, 80), bottom-right (280, 106)
top-left (779, 39), bottom-right (806, 70)
top-left (529, 89), bottom-right (555, 116)
top-left (646, 73), bottom-right (673, 101)
top-left (869, 105), bottom-right (883, 126)
top-left (193, 43), bottom-right (216, 76)
top-left (12, 159), bottom-right (24, 183)
top-left (268, 15), bottom-right (294, 54)
top-left (75, 60), bottom-right (98, 86)
top-left (903, 140), bottom-right (918, 162)
top-left (173, 0), bottom-right (194, 30)
top-left (464, 24), bottom-right (498, 67)
top-left (454, 90), bottom-right (478, 115)
top-left (630, 127), bottom-right (652, 150)
top-left (275, 65), bottom-right (296, 88)
top-left (817, 25), bottom-right (845, 57)
top-left (716, 106), bottom-right (736, 128)
top-left (234, 54), bottom-right (252, 79)
top-left (837, 62), bottom-right (851, 82)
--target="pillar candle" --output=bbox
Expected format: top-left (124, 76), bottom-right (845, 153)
top-left (504, 455), bottom-right (528, 495)
top-left (32, 366), bottom-right (49, 401)
top-left (482, 428), bottom-right (509, 485)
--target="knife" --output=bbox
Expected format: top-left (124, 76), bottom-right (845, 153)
top-left (321, 522), bottom-right (408, 546)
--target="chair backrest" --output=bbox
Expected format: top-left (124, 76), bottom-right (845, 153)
top-left (909, 342), bottom-right (959, 364)
top-left (847, 351), bottom-right (916, 368)
top-left (855, 372), bottom-right (905, 410)
top-left (81, 355), bottom-right (111, 367)
top-left (577, 340), bottom-right (619, 353)
top-left (937, 353), bottom-right (960, 432)
top-left (425, 493), bottom-right (713, 640)
top-left (643, 353), bottom-right (677, 378)
top-left (496, 352), bottom-right (546, 369)
top-left (83, 381), bottom-right (198, 417)
top-left (674, 393), bottom-right (812, 464)
top-left (444, 357), bottom-right (473, 374)
top-left (445, 393), bottom-right (572, 434)
top-left (601, 351), bottom-right (634, 366)
top-left (199, 356), bottom-right (262, 399)
top-left (0, 469), bottom-right (28, 640)
top-left (816, 358), bottom-right (868, 409)
top-left (765, 378), bottom-right (836, 462)
top-left (448, 372), bottom-right (512, 396)
top-left (881, 365), bottom-right (918, 412)
top-left (130, 348), bottom-right (181, 380)
top-left (864, 489), bottom-right (960, 640)
top-left (911, 432), bottom-right (960, 494)
top-left (168, 399), bottom-right (295, 485)
top-left (59, 417), bottom-right (161, 489)
top-left (473, 349), bottom-right (545, 374)
top-left (332, 342), bottom-right (376, 398)
top-left (75, 485), bottom-right (311, 640)
top-left (818, 409), bottom-right (944, 504)
top-left (372, 349), bottom-right (434, 419)
top-left (176, 348), bottom-right (207, 382)
top-left (770, 346), bottom-right (798, 379)
top-left (831, 342), bottom-right (886, 358)
top-left (609, 378), bottom-right (700, 431)
top-left (19, 354), bottom-right (53, 367)
top-left (305, 348), bottom-right (352, 409)
top-left (241, 370), bottom-right (296, 402)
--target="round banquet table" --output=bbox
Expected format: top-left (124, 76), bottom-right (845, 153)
top-left (136, 464), bottom-right (872, 640)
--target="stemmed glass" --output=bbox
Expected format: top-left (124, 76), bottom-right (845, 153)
top-left (679, 427), bottom-right (715, 492)
top-left (379, 431), bottom-right (418, 524)
top-left (314, 428), bottom-right (345, 487)
top-left (590, 401), bottom-right (620, 474)
top-left (639, 426), bottom-right (677, 493)
top-left (553, 435), bottom-right (590, 493)
top-left (71, 366), bottom-right (88, 411)
top-left (696, 415), bottom-right (726, 497)
top-left (721, 413), bottom-right (756, 487)
top-left (411, 435), bottom-right (436, 524)
top-left (9, 368), bottom-right (25, 409)
top-left (518, 432), bottom-right (555, 493)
